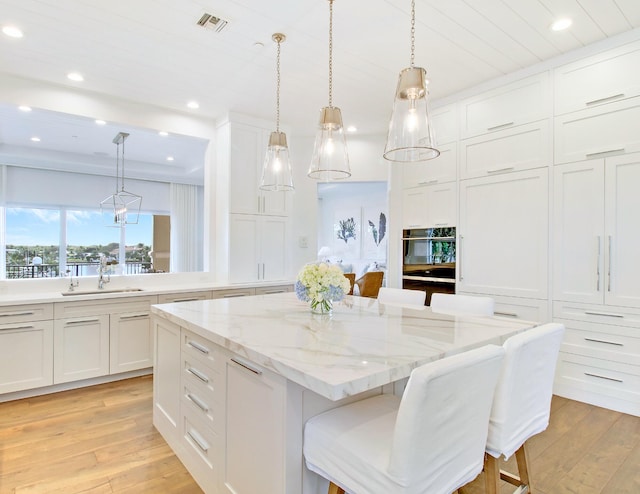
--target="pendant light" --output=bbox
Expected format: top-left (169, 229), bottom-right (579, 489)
top-left (100, 132), bottom-right (142, 226)
top-left (308, 0), bottom-right (351, 181)
top-left (383, 0), bottom-right (439, 162)
top-left (260, 33), bottom-right (294, 191)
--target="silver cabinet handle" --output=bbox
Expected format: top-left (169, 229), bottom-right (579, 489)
top-left (187, 429), bottom-right (210, 452)
top-left (596, 236), bottom-right (601, 292)
top-left (608, 235), bottom-right (612, 292)
top-left (187, 366), bottom-right (209, 383)
top-left (65, 318), bottom-right (100, 325)
top-left (584, 337), bottom-right (623, 347)
top-left (223, 293), bottom-right (247, 298)
top-left (171, 298), bottom-right (199, 303)
top-left (494, 311), bottom-right (518, 318)
top-left (262, 289), bottom-right (286, 294)
top-left (487, 166), bottom-right (515, 174)
top-left (458, 235), bottom-right (464, 281)
top-left (584, 310), bottom-right (624, 318)
top-left (187, 340), bottom-right (210, 355)
top-left (0, 311), bottom-right (35, 317)
top-left (0, 324), bottom-right (35, 331)
top-left (231, 357), bottom-right (262, 375)
top-left (585, 93), bottom-right (625, 106)
top-left (584, 372), bottom-right (623, 383)
top-left (418, 179), bottom-right (438, 185)
top-left (186, 392), bottom-right (209, 412)
top-left (118, 313), bottom-right (148, 320)
top-left (586, 148), bottom-right (625, 158)
top-left (487, 121), bottom-right (514, 131)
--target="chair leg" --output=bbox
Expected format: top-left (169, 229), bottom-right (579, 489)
top-left (484, 453), bottom-right (500, 494)
top-left (328, 481), bottom-right (346, 494)
top-left (515, 443), bottom-right (531, 488)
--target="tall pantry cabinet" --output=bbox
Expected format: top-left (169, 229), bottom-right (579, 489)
top-left (217, 118), bottom-right (291, 284)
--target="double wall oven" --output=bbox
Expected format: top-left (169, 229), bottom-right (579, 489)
top-left (402, 227), bottom-right (456, 305)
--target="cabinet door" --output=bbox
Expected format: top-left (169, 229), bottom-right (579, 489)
top-left (431, 103), bottom-right (458, 145)
top-left (223, 356), bottom-right (286, 494)
top-left (554, 40), bottom-right (640, 116)
top-left (53, 315), bottom-right (109, 383)
top-left (110, 311), bottom-right (152, 374)
top-left (402, 142), bottom-right (457, 188)
top-left (425, 182), bottom-right (456, 228)
top-left (554, 96), bottom-right (640, 164)
top-left (261, 216), bottom-right (289, 281)
top-left (0, 320), bottom-right (53, 394)
top-left (458, 169), bottom-right (548, 299)
top-left (553, 160), bottom-right (605, 304)
top-left (605, 153), bottom-right (640, 308)
top-left (153, 317), bottom-right (182, 441)
top-left (402, 188), bottom-right (428, 228)
top-left (229, 123), bottom-right (261, 214)
top-left (229, 214), bottom-right (260, 283)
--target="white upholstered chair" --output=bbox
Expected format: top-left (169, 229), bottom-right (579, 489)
top-left (430, 293), bottom-right (495, 316)
top-left (377, 287), bottom-right (426, 307)
top-left (304, 344), bottom-right (506, 494)
top-left (484, 322), bottom-right (565, 494)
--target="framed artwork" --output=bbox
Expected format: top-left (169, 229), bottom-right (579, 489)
top-left (333, 209), bottom-right (361, 259)
top-left (363, 208), bottom-right (387, 259)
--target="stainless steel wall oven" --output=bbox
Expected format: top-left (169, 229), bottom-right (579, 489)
top-left (402, 227), bottom-right (456, 305)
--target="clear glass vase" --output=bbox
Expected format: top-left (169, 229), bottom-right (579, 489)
top-left (310, 298), bottom-right (333, 315)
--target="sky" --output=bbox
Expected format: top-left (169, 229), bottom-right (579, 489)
top-left (6, 208), bottom-right (153, 246)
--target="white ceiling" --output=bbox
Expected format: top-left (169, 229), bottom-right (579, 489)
top-left (1, 0), bottom-right (639, 182)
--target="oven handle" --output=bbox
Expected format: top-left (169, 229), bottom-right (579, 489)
top-left (459, 235), bottom-right (464, 281)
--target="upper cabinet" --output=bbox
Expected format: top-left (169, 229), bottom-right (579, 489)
top-left (228, 122), bottom-right (289, 216)
top-left (431, 103), bottom-right (458, 145)
top-left (554, 40), bottom-right (640, 116)
top-left (459, 72), bottom-right (550, 139)
top-left (402, 142), bottom-right (457, 188)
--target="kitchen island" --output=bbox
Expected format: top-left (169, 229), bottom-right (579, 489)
top-left (151, 292), bottom-right (538, 494)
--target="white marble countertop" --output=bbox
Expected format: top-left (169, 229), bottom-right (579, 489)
top-left (151, 292), bottom-right (538, 401)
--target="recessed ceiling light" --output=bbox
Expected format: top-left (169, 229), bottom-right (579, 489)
top-left (158, 131), bottom-right (169, 137)
top-left (167, 156), bottom-right (175, 161)
top-left (18, 105), bottom-right (32, 112)
top-left (2, 25), bottom-right (23, 38)
top-left (95, 119), bottom-right (106, 125)
top-left (347, 125), bottom-right (358, 132)
top-left (187, 101), bottom-right (200, 109)
top-left (67, 72), bottom-right (84, 82)
top-left (551, 18), bottom-right (572, 31)
top-left (30, 136), bottom-right (41, 142)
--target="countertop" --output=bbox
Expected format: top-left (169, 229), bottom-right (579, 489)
top-left (151, 292), bottom-right (538, 401)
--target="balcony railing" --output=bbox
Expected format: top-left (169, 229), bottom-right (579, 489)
top-left (5, 262), bottom-right (152, 279)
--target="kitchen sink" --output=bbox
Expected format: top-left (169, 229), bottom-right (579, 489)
top-left (61, 288), bottom-right (144, 296)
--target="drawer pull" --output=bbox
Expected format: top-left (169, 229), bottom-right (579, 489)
top-left (187, 340), bottom-right (210, 355)
top-left (584, 337), bottom-right (623, 347)
top-left (584, 311), bottom-right (624, 318)
top-left (487, 166), bottom-right (515, 174)
top-left (494, 311), bottom-right (518, 318)
top-left (434, 222), bottom-right (449, 227)
top-left (585, 148), bottom-right (625, 159)
top-left (0, 325), bottom-right (35, 331)
top-left (118, 313), bottom-right (148, 320)
top-left (223, 293), bottom-right (248, 298)
top-left (187, 393), bottom-right (209, 413)
top-left (584, 372), bottom-right (623, 383)
top-left (418, 179), bottom-right (438, 185)
top-left (0, 311), bottom-right (35, 317)
top-left (487, 121), bottom-right (514, 131)
top-left (231, 357), bottom-right (262, 375)
top-left (172, 298), bottom-right (199, 302)
top-left (65, 318), bottom-right (101, 325)
top-left (262, 290), bottom-right (286, 294)
top-left (187, 367), bottom-right (209, 383)
top-left (187, 429), bottom-right (210, 453)
top-left (585, 93), bottom-right (625, 106)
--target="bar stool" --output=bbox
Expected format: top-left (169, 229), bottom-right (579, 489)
top-left (354, 271), bottom-right (384, 298)
top-left (484, 322), bottom-right (565, 494)
top-left (304, 344), bottom-right (505, 494)
top-left (377, 287), bottom-right (426, 306)
top-left (430, 293), bottom-right (495, 316)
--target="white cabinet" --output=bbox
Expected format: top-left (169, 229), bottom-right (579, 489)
top-left (223, 356), bottom-right (287, 494)
top-left (0, 307), bottom-right (53, 394)
top-left (402, 182), bottom-right (456, 229)
top-left (229, 214), bottom-right (289, 283)
top-left (554, 39), bottom-right (640, 116)
top-left (153, 316), bottom-right (182, 443)
top-left (157, 291), bottom-right (212, 304)
top-left (459, 72), bottom-right (550, 139)
top-left (553, 153), bottom-right (640, 308)
top-left (110, 310), bottom-right (152, 374)
top-left (431, 103), bottom-right (458, 145)
top-left (402, 142), bottom-right (457, 188)
top-left (53, 314), bottom-right (110, 383)
top-left (554, 96), bottom-right (640, 164)
top-left (228, 122), bottom-right (288, 216)
top-left (459, 119), bottom-right (550, 179)
top-left (458, 168), bottom-right (548, 299)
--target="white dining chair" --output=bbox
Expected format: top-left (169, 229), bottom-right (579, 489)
top-left (430, 293), bottom-right (495, 316)
top-left (377, 287), bottom-right (426, 306)
top-left (304, 344), bottom-right (506, 494)
top-left (484, 322), bottom-right (565, 494)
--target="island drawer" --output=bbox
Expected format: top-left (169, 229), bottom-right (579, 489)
top-left (181, 409), bottom-right (220, 487)
top-left (0, 303), bottom-right (53, 324)
top-left (182, 330), bottom-right (224, 374)
top-left (181, 379), bottom-right (223, 433)
top-left (182, 356), bottom-right (222, 402)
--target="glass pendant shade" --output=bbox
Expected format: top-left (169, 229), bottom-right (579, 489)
top-left (308, 106), bottom-right (351, 180)
top-left (260, 131), bottom-right (294, 191)
top-left (383, 66), bottom-right (439, 162)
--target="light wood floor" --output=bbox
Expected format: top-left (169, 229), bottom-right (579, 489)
top-left (0, 376), bottom-right (638, 494)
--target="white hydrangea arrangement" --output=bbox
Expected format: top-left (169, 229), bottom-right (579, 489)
top-left (295, 262), bottom-right (351, 313)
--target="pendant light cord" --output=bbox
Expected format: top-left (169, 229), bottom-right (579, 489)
top-left (115, 141), bottom-right (121, 193)
top-left (328, 0), bottom-right (334, 108)
top-left (120, 138), bottom-right (126, 192)
top-left (410, 0), bottom-right (415, 68)
top-left (276, 37), bottom-right (281, 132)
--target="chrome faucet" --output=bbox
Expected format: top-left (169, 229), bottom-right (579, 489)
top-left (66, 269), bottom-right (79, 292)
top-left (97, 256), bottom-right (111, 289)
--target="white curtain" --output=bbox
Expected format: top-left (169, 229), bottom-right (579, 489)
top-left (170, 183), bottom-right (203, 272)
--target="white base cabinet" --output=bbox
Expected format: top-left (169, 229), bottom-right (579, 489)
top-left (54, 315), bottom-right (109, 383)
top-left (110, 310), bottom-right (153, 374)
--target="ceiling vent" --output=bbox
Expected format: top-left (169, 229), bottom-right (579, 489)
top-left (196, 12), bottom-right (229, 33)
